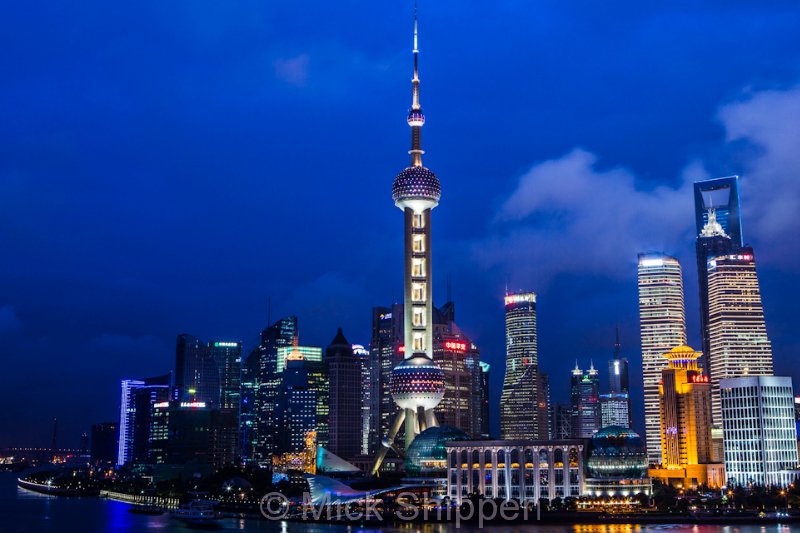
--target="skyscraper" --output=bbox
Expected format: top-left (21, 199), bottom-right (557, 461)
top-left (652, 345), bottom-right (718, 487)
top-left (208, 341), bottom-right (242, 411)
top-left (721, 376), bottom-right (799, 487)
top-left (608, 330), bottom-right (632, 428)
top-left (240, 316), bottom-right (298, 465)
top-left (707, 248), bottom-right (774, 426)
top-left (570, 363), bottom-right (601, 438)
top-left (117, 373), bottom-right (171, 466)
top-left (371, 10), bottom-right (446, 474)
top-left (90, 422), bottom-right (119, 465)
top-left (638, 253), bottom-right (686, 464)
top-left (500, 291), bottom-right (541, 439)
top-left (175, 334), bottom-right (220, 408)
top-left (479, 361), bottom-right (491, 438)
top-left (275, 357), bottom-right (318, 454)
top-left (353, 344), bottom-right (372, 455)
top-left (433, 303), bottom-right (483, 436)
top-left (694, 176), bottom-right (743, 248)
top-left (368, 305), bottom-right (403, 456)
top-left (326, 328), bottom-right (362, 461)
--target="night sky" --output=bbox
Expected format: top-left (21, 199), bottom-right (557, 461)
top-left (2, 1), bottom-right (800, 448)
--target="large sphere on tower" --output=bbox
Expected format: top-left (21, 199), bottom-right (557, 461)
top-left (392, 166), bottom-right (441, 211)
top-left (390, 354), bottom-right (444, 410)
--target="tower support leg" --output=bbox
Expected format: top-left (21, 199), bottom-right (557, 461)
top-left (369, 409), bottom-right (406, 476)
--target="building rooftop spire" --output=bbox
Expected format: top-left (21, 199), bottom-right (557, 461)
top-left (700, 207), bottom-right (729, 238)
top-left (407, 2), bottom-right (425, 167)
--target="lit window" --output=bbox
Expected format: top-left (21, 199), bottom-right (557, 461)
top-left (413, 306), bottom-right (426, 326)
top-left (413, 213), bottom-right (425, 229)
top-left (413, 333), bottom-right (425, 351)
top-left (412, 283), bottom-right (426, 302)
top-left (413, 235), bottom-right (425, 253)
top-left (412, 258), bottom-right (426, 277)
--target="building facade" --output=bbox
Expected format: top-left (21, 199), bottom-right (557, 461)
top-left (638, 253), bottom-right (686, 464)
top-left (600, 393), bottom-right (630, 429)
top-left (175, 334), bottom-right (220, 408)
top-left (446, 439), bottom-right (585, 503)
top-left (707, 248), bottom-right (774, 426)
top-left (570, 363), bottom-right (601, 438)
top-left (500, 292), bottom-right (542, 439)
top-left (648, 345), bottom-right (722, 487)
top-left (325, 329), bottom-right (362, 461)
top-left (117, 373), bottom-right (171, 466)
top-left (720, 376), bottom-right (799, 487)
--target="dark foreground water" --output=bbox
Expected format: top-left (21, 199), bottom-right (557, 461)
top-left (0, 473), bottom-right (797, 533)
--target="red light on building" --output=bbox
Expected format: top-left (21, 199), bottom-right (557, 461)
top-left (398, 345), bottom-right (405, 353)
top-left (444, 341), bottom-right (467, 352)
top-left (691, 375), bottom-right (709, 383)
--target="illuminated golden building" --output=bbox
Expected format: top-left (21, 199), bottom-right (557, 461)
top-left (649, 345), bottom-right (724, 488)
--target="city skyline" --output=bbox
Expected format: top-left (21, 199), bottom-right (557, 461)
top-left (3, 1), bottom-right (800, 448)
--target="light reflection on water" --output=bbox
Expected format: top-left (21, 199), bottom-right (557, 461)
top-left (3, 475), bottom-right (800, 533)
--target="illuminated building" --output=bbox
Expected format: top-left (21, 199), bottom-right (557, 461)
top-left (694, 177), bottom-right (743, 367)
top-left (275, 357), bottom-right (318, 454)
top-left (326, 329), bottom-right (361, 461)
top-left (90, 423), bottom-right (118, 465)
top-left (637, 253), bottom-right (686, 464)
top-left (570, 363), bottom-right (601, 438)
top-left (608, 329), bottom-right (632, 428)
top-left (371, 11), bottom-right (446, 475)
top-left (209, 340), bottom-right (242, 465)
top-left (707, 247), bottom-right (774, 426)
top-left (648, 345), bottom-right (723, 488)
top-left (446, 439), bottom-right (586, 502)
top-left (584, 427), bottom-right (652, 497)
top-left (117, 373), bottom-right (171, 466)
top-left (240, 316), bottom-right (297, 465)
top-left (600, 393), bottom-right (630, 429)
top-left (352, 344), bottom-right (372, 455)
top-left (147, 400), bottom-right (170, 464)
top-left (501, 291), bottom-right (544, 439)
top-left (721, 376), bottom-right (799, 487)
top-left (175, 334), bottom-right (220, 408)
top-left (432, 303), bottom-right (483, 436)
top-left (167, 400), bottom-right (212, 464)
top-left (367, 305), bottom-right (403, 456)
top-left (208, 341), bottom-right (242, 411)
top-left (479, 362), bottom-right (491, 438)
top-left (276, 345), bottom-right (322, 373)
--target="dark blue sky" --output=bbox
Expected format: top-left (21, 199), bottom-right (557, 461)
top-left (2, 1), bottom-right (800, 448)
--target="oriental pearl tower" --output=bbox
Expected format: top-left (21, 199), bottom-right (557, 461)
top-left (370, 7), bottom-right (445, 476)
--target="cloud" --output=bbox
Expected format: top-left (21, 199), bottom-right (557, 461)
top-left (274, 54), bottom-right (310, 87)
top-left (717, 85), bottom-right (800, 261)
top-left (476, 148), bottom-right (695, 286)
top-left (0, 305), bottom-right (21, 334)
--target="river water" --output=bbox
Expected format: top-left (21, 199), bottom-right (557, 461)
top-left (0, 472), bottom-right (796, 533)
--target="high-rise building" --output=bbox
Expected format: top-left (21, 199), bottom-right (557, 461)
top-left (275, 358), bottom-right (318, 454)
top-left (240, 316), bottom-right (298, 465)
top-left (570, 363), bottom-right (601, 438)
top-left (500, 292), bottom-right (541, 439)
top-left (479, 361), bottom-right (491, 438)
top-left (707, 248), bottom-right (774, 426)
top-left (721, 376), bottom-right (799, 487)
top-left (353, 344), bottom-right (372, 455)
top-left (117, 373), bottom-right (171, 466)
top-left (371, 10), bottom-right (446, 474)
top-left (608, 331), bottom-right (633, 429)
top-left (537, 372), bottom-right (551, 439)
top-left (368, 305), bottom-right (403, 456)
top-left (208, 341), bottom-right (242, 411)
top-left (600, 393), bottom-right (630, 429)
top-left (175, 334), bottom-right (220, 408)
top-left (648, 345), bottom-right (722, 488)
top-left (208, 340), bottom-right (242, 465)
top-left (433, 303), bottom-right (483, 436)
top-left (276, 345), bottom-right (322, 373)
top-left (325, 329), bottom-right (362, 461)
top-left (90, 422), bottom-right (118, 465)
top-left (638, 253), bottom-right (687, 464)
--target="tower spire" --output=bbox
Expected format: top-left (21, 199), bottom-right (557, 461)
top-left (407, 2), bottom-right (425, 167)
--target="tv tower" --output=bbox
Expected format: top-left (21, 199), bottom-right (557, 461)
top-left (371, 5), bottom-right (445, 475)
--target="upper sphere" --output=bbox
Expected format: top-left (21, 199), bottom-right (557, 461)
top-left (392, 166), bottom-right (441, 210)
top-left (390, 354), bottom-right (445, 410)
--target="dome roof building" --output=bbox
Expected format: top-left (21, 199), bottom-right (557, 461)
top-left (404, 426), bottom-right (468, 477)
top-left (584, 426), bottom-right (652, 497)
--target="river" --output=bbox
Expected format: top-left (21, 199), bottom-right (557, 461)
top-left (0, 472), bottom-right (796, 533)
